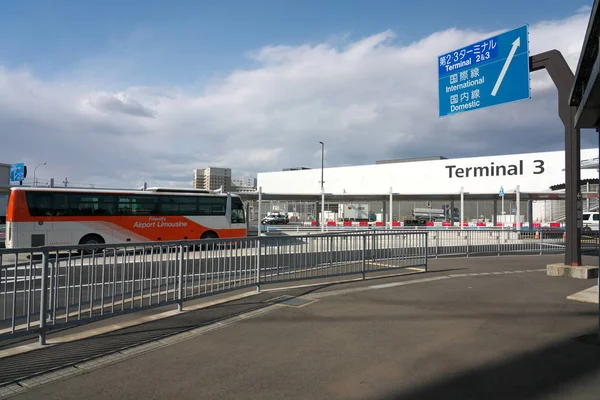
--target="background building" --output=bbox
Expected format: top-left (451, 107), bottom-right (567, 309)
top-left (256, 148), bottom-right (600, 224)
top-left (231, 175), bottom-right (257, 192)
top-left (193, 167), bottom-right (232, 191)
top-left (232, 176), bottom-right (257, 188)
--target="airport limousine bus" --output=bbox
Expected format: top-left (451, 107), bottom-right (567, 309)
top-left (4, 187), bottom-right (247, 249)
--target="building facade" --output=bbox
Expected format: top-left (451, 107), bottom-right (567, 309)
top-left (256, 149), bottom-right (600, 223)
top-left (232, 176), bottom-right (257, 189)
top-left (193, 167), bottom-right (232, 191)
top-left (257, 149), bottom-right (599, 195)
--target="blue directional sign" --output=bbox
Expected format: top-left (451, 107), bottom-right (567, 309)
top-left (438, 25), bottom-right (530, 117)
top-left (499, 186), bottom-right (504, 197)
top-left (10, 163), bottom-right (25, 182)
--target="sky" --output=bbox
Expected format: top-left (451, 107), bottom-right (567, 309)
top-left (0, 0), bottom-right (595, 188)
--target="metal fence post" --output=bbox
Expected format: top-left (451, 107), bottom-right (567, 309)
top-left (256, 237), bottom-right (261, 292)
top-left (39, 250), bottom-right (49, 346)
top-left (361, 234), bottom-right (366, 280)
top-left (177, 245), bottom-right (184, 312)
top-left (466, 230), bottom-right (470, 257)
top-left (497, 231), bottom-right (501, 256)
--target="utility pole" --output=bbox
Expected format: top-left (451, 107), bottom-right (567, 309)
top-left (63, 177), bottom-right (69, 187)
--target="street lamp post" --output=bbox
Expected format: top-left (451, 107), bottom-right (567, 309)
top-left (319, 142), bottom-right (325, 232)
top-left (33, 162), bottom-right (47, 187)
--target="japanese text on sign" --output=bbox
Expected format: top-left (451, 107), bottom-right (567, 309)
top-left (438, 37), bottom-right (499, 76)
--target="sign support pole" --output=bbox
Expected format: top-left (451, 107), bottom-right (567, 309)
top-left (530, 51), bottom-right (581, 266)
top-left (460, 186), bottom-right (464, 230)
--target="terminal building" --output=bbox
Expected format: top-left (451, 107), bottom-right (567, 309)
top-left (256, 148), bottom-right (600, 225)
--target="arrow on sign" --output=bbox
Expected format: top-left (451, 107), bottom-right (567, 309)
top-left (491, 37), bottom-right (521, 96)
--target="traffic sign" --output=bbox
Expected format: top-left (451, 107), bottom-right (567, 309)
top-left (438, 25), bottom-right (530, 117)
top-left (499, 186), bottom-right (504, 197)
top-left (10, 163), bottom-right (26, 182)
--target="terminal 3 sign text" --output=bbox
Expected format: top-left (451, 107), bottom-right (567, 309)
top-left (446, 159), bottom-right (545, 178)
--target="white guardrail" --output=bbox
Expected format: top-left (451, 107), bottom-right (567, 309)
top-left (1, 228), bottom-right (595, 345)
top-left (0, 231), bottom-right (428, 344)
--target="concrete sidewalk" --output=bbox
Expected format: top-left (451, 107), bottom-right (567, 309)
top-left (3, 254), bottom-right (600, 399)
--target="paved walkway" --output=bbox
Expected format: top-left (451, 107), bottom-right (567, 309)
top-left (1, 254), bottom-right (599, 399)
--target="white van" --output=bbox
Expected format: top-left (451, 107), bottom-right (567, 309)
top-left (582, 212), bottom-right (599, 231)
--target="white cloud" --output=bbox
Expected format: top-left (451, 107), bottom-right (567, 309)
top-left (0, 8), bottom-right (592, 189)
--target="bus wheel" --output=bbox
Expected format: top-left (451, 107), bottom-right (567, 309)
top-left (79, 234), bottom-right (105, 255)
top-left (200, 231), bottom-right (219, 250)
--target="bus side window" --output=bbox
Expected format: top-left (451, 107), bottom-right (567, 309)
top-left (54, 193), bottom-right (68, 216)
top-left (26, 192), bottom-right (53, 216)
top-left (231, 198), bottom-right (245, 223)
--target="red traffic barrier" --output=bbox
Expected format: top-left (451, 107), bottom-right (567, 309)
top-left (359, 221), bottom-right (368, 226)
top-left (426, 221), bottom-right (434, 226)
top-left (327, 221), bottom-right (336, 226)
top-left (549, 222), bottom-right (561, 228)
top-left (311, 221), bottom-right (317, 226)
top-left (375, 221), bottom-right (384, 226)
top-left (392, 221), bottom-right (401, 227)
top-left (476, 222), bottom-right (487, 227)
top-left (343, 221), bottom-right (352, 226)
top-left (441, 222), bottom-right (451, 227)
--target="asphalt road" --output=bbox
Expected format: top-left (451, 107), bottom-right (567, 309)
top-left (4, 254), bottom-right (599, 400)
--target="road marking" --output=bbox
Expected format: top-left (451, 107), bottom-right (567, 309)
top-left (0, 265), bottom-right (547, 397)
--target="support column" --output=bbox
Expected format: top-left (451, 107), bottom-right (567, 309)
top-left (389, 188), bottom-right (393, 229)
top-left (321, 189), bottom-right (325, 232)
top-left (516, 185), bottom-right (521, 231)
top-left (382, 200), bottom-right (387, 226)
top-left (528, 200), bottom-right (534, 228)
top-left (530, 50), bottom-right (581, 265)
top-left (450, 200), bottom-right (455, 226)
top-left (257, 187), bottom-right (262, 236)
top-left (460, 187), bottom-right (464, 230)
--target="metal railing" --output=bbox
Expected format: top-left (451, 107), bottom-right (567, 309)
top-left (339, 228), bottom-right (595, 257)
top-left (0, 231), bottom-right (428, 343)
